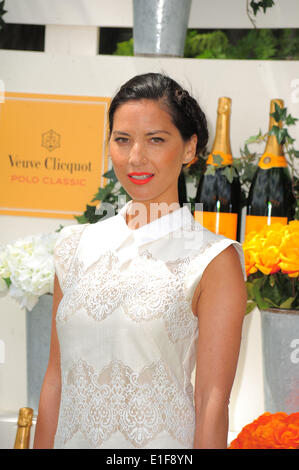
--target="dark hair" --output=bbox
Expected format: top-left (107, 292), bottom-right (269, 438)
top-left (108, 73), bottom-right (209, 158)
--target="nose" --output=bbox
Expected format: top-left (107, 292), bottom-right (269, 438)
top-left (129, 141), bottom-right (147, 165)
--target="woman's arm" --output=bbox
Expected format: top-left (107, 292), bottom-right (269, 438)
top-left (33, 274), bottom-right (63, 449)
top-left (193, 245), bottom-right (247, 449)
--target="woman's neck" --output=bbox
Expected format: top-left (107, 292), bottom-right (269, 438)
top-left (125, 200), bottom-right (181, 230)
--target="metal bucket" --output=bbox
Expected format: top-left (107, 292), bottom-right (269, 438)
top-left (133, 0), bottom-right (192, 57)
top-left (26, 294), bottom-right (52, 415)
top-left (260, 308), bottom-right (299, 414)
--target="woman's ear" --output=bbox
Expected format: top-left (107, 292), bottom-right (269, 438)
top-left (183, 134), bottom-right (198, 164)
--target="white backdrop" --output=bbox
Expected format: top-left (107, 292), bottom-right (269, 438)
top-left (0, 0), bottom-right (299, 436)
top-left (4, 0), bottom-right (299, 28)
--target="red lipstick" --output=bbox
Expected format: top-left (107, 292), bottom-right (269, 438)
top-left (127, 172), bottom-right (155, 185)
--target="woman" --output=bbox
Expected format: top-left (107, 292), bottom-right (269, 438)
top-left (33, 73), bottom-right (247, 449)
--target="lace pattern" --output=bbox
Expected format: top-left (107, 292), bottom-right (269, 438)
top-left (54, 224), bottom-right (87, 291)
top-left (56, 246), bottom-right (201, 343)
top-left (54, 358), bottom-right (195, 449)
top-left (55, 229), bottom-right (228, 342)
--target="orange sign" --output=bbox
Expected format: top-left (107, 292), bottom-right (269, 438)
top-left (194, 210), bottom-right (238, 240)
top-left (0, 92), bottom-right (110, 219)
top-left (245, 215), bottom-right (288, 235)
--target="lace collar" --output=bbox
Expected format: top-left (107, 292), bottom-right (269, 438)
top-left (117, 199), bottom-right (195, 247)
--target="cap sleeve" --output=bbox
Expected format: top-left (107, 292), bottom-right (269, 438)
top-left (53, 223), bottom-right (88, 292)
top-left (184, 238), bottom-right (247, 305)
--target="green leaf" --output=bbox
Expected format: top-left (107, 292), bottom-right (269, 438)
top-left (263, 276), bottom-right (284, 306)
top-left (184, 30), bottom-right (229, 59)
top-left (251, 278), bottom-right (273, 309)
top-left (245, 131), bottom-right (262, 144)
top-left (246, 300), bottom-right (257, 315)
top-left (212, 154), bottom-right (224, 165)
top-left (285, 114), bottom-right (298, 126)
top-left (250, 1), bottom-right (260, 16)
top-left (243, 144), bottom-right (250, 156)
top-left (268, 125), bottom-right (288, 145)
top-left (55, 224), bottom-right (65, 233)
top-left (204, 164), bottom-right (216, 176)
top-left (222, 165), bottom-right (236, 184)
top-left (263, 0), bottom-right (275, 12)
top-left (269, 274), bottom-right (275, 287)
top-left (243, 164), bottom-right (257, 180)
top-left (246, 281), bottom-right (256, 301)
top-left (91, 181), bottom-right (115, 202)
top-left (74, 214), bottom-right (88, 224)
top-left (263, 297), bottom-right (280, 307)
top-left (113, 37), bottom-right (134, 56)
top-left (102, 167), bottom-right (118, 183)
top-left (285, 135), bottom-right (296, 145)
top-left (0, 0), bottom-right (7, 30)
top-left (270, 103), bottom-right (287, 123)
top-left (3, 277), bottom-right (11, 287)
top-left (279, 297), bottom-right (295, 309)
top-left (257, 298), bottom-right (273, 310)
top-left (249, 1), bottom-right (275, 21)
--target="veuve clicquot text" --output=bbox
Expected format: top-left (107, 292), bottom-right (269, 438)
top-left (245, 99), bottom-right (296, 236)
top-left (194, 97), bottom-right (242, 241)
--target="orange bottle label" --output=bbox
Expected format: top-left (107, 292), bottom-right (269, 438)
top-left (206, 151), bottom-right (233, 166)
top-left (194, 210), bottom-right (238, 239)
top-left (258, 153), bottom-right (288, 169)
top-left (245, 215), bottom-right (288, 236)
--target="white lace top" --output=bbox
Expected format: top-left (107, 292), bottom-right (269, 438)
top-left (53, 200), bottom-right (247, 449)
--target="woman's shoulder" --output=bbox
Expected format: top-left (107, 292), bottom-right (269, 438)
top-left (54, 222), bottom-right (89, 248)
top-left (183, 221), bottom-right (247, 282)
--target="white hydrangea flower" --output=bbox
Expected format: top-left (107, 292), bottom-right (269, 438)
top-left (0, 278), bottom-right (8, 297)
top-left (0, 247), bottom-right (10, 279)
top-left (0, 230), bottom-right (59, 311)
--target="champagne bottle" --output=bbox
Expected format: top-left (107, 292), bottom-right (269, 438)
top-left (194, 97), bottom-right (242, 241)
top-left (14, 407), bottom-right (33, 449)
top-left (245, 99), bottom-right (296, 236)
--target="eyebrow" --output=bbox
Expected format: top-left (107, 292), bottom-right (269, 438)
top-left (146, 130), bottom-right (171, 136)
top-left (112, 131), bottom-right (130, 136)
top-left (112, 130), bottom-right (171, 136)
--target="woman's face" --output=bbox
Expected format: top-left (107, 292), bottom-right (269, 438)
top-left (109, 99), bottom-right (197, 207)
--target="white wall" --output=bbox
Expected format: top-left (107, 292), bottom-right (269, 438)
top-left (4, 0), bottom-right (299, 28)
top-left (0, 0), bottom-right (299, 438)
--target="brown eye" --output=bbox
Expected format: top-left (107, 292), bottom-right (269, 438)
top-left (115, 137), bottom-right (129, 144)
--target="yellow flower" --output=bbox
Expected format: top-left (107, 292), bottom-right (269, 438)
top-left (243, 247), bottom-right (258, 276)
top-left (263, 230), bottom-right (283, 249)
top-left (255, 245), bottom-right (281, 275)
top-left (243, 221), bottom-right (299, 278)
top-left (278, 232), bottom-right (299, 278)
top-left (286, 220), bottom-right (299, 233)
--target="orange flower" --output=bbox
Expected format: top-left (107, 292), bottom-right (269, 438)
top-left (229, 412), bottom-right (299, 449)
top-left (258, 223), bottom-right (286, 240)
top-left (243, 247), bottom-right (258, 276)
top-left (286, 220), bottom-right (299, 233)
top-left (255, 245), bottom-right (281, 275)
top-left (279, 232), bottom-right (299, 278)
top-left (243, 221), bottom-right (299, 279)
